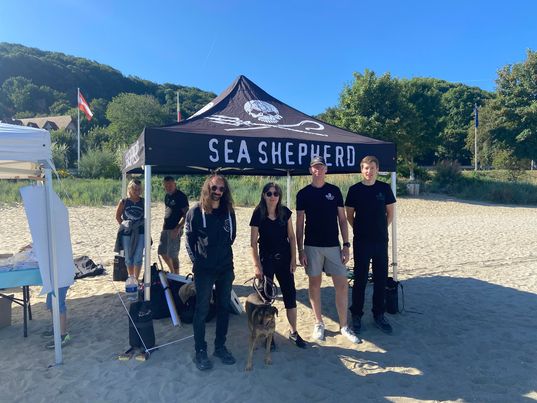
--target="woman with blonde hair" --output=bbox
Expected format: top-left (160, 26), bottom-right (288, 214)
top-left (115, 179), bottom-right (145, 280)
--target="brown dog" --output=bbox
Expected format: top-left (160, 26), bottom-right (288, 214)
top-left (244, 292), bottom-right (278, 371)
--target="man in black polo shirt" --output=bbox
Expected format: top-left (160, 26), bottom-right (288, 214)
top-left (345, 155), bottom-right (396, 334)
top-left (296, 155), bottom-right (361, 344)
top-left (158, 176), bottom-right (189, 273)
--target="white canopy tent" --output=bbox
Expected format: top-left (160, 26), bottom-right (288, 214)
top-left (0, 123), bottom-right (74, 365)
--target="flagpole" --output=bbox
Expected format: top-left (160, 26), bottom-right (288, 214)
top-left (176, 91), bottom-right (180, 122)
top-left (77, 88), bottom-right (80, 173)
top-left (474, 103), bottom-right (478, 171)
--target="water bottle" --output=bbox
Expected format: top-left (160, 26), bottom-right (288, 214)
top-left (125, 276), bottom-right (138, 302)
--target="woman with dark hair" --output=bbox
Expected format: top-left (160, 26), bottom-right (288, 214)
top-left (250, 182), bottom-right (306, 349)
top-left (185, 174), bottom-right (237, 371)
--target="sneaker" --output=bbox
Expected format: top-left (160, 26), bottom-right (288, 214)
top-left (213, 346), bottom-right (236, 365)
top-left (45, 333), bottom-right (71, 349)
top-left (352, 314), bottom-right (362, 334)
top-left (41, 329), bottom-right (54, 338)
top-left (311, 322), bottom-right (325, 341)
top-left (193, 350), bottom-right (213, 371)
top-left (341, 326), bottom-right (362, 344)
top-left (289, 331), bottom-right (307, 349)
top-left (374, 315), bottom-right (393, 334)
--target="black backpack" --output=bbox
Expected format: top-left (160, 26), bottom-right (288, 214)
top-left (73, 256), bottom-right (105, 279)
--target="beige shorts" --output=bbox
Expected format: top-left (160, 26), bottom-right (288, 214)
top-left (304, 246), bottom-right (347, 277)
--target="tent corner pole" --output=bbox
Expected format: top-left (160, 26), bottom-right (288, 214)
top-left (121, 172), bottom-right (127, 199)
top-left (390, 172), bottom-right (398, 282)
top-left (143, 166), bottom-right (152, 301)
top-left (44, 168), bottom-right (62, 365)
top-left (286, 171), bottom-right (291, 208)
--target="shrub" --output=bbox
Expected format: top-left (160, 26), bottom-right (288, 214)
top-left (432, 160), bottom-right (462, 192)
top-left (78, 148), bottom-right (120, 179)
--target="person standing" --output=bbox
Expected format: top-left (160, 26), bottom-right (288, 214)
top-left (185, 174), bottom-right (237, 371)
top-left (250, 182), bottom-right (307, 349)
top-left (345, 155), bottom-right (396, 334)
top-left (115, 179), bottom-right (144, 280)
top-left (158, 176), bottom-right (189, 274)
top-left (296, 156), bottom-right (361, 344)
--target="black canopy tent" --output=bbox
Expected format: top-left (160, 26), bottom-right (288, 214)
top-left (122, 75), bottom-right (398, 302)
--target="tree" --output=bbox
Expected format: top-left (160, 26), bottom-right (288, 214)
top-left (106, 93), bottom-right (169, 145)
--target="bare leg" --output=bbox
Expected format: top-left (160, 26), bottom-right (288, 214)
top-left (286, 307), bottom-right (297, 333)
top-left (308, 275), bottom-right (323, 323)
top-left (332, 275), bottom-right (349, 328)
top-left (133, 265), bottom-right (142, 281)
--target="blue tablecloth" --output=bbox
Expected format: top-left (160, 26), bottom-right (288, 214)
top-left (0, 267), bottom-right (42, 289)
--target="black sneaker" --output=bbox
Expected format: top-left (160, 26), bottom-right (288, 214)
top-left (374, 315), bottom-right (393, 334)
top-left (193, 350), bottom-right (213, 371)
top-left (213, 346), bottom-right (236, 365)
top-left (289, 331), bottom-right (307, 349)
top-left (352, 315), bottom-right (362, 334)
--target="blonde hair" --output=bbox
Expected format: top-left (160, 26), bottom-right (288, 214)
top-left (127, 179), bottom-right (142, 198)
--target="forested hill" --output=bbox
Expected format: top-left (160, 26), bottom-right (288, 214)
top-left (0, 42), bottom-right (216, 120)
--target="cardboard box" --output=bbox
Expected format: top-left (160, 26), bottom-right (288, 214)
top-left (0, 295), bottom-right (13, 329)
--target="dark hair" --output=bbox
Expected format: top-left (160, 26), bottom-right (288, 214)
top-left (163, 176), bottom-right (175, 182)
top-left (255, 182), bottom-right (286, 224)
top-left (200, 174), bottom-right (234, 213)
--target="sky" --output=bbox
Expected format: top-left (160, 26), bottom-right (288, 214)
top-left (1, 0), bottom-right (536, 116)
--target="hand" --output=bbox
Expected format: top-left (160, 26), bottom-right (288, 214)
top-left (341, 247), bottom-right (350, 265)
top-left (172, 226), bottom-right (183, 239)
top-left (299, 250), bottom-right (308, 268)
top-left (254, 265), bottom-right (263, 280)
top-left (290, 261), bottom-right (297, 274)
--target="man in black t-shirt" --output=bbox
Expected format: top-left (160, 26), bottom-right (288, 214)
top-left (296, 156), bottom-right (361, 344)
top-left (158, 176), bottom-right (189, 274)
top-left (345, 156), bottom-right (396, 334)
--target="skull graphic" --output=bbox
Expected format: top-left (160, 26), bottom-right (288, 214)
top-left (244, 100), bottom-right (282, 124)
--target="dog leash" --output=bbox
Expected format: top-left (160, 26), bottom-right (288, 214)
top-left (244, 276), bottom-right (279, 305)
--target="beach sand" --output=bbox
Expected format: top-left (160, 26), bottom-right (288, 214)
top-left (1, 197), bottom-right (536, 402)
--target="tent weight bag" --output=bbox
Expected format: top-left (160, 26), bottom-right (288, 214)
top-left (128, 301), bottom-right (155, 349)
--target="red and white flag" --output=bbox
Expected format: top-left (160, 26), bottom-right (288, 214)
top-left (78, 90), bottom-right (93, 121)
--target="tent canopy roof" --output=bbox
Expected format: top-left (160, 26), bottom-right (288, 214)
top-left (123, 75), bottom-right (396, 175)
top-left (0, 123), bottom-right (53, 179)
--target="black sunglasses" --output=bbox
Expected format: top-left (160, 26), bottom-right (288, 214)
top-left (211, 185), bottom-right (226, 192)
top-left (265, 191), bottom-right (279, 197)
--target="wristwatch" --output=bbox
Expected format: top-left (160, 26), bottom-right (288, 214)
top-left (343, 242), bottom-right (351, 248)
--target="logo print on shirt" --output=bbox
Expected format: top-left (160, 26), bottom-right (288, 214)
top-left (376, 193), bottom-right (385, 201)
top-left (224, 218), bottom-right (231, 233)
top-left (325, 193), bottom-right (335, 201)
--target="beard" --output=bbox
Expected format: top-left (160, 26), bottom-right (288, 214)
top-left (210, 192), bottom-right (222, 201)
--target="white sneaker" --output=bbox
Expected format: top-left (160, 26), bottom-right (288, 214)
top-left (341, 326), bottom-right (362, 344)
top-left (312, 322), bottom-right (325, 341)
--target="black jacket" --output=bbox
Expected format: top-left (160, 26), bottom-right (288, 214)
top-left (185, 203), bottom-right (236, 271)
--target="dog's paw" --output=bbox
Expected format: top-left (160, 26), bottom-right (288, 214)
top-left (264, 357), bottom-right (272, 365)
top-left (245, 364), bottom-right (253, 371)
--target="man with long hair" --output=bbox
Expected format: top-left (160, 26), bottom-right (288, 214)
top-left (185, 174), bottom-right (237, 371)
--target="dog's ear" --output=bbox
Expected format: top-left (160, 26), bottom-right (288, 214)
top-left (271, 306), bottom-right (278, 317)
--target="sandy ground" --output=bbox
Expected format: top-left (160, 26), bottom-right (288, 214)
top-left (1, 197), bottom-right (536, 403)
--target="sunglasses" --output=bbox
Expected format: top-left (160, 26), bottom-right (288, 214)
top-left (265, 191), bottom-right (279, 197)
top-left (211, 185), bottom-right (226, 192)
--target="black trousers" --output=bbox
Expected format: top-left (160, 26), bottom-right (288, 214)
top-left (260, 253), bottom-right (297, 309)
top-left (350, 241), bottom-right (388, 317)
top-left (193, 266), bottom-right (234, 352)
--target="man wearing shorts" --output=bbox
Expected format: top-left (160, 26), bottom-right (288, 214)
top-left (296, 155), bottom-right (361, 344)
top-left (158, 176), bottom-right (189, 273)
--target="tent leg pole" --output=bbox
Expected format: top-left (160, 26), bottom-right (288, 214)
top-left (143, 166), bottom-right (152, 302)
top-left (390, 172), bottom-right (398, 282)
top-left (286, 171), bottom-right (291, 208)
top-left (45, 168), bottom-right (62, 365)
top-left (121, 172), bottom-right (127, 199)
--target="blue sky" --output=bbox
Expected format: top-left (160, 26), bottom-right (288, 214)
top-left (1, 0), bottom-right (536, 115)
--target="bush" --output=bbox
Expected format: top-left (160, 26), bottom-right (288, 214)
top-left (78, 148), bottom-right (120, 179)
top-left (431, 160), bottom-right (462, 193)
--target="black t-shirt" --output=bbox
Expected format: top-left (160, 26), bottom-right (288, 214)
top-left (249, 206), bottom-right (292, 257)
top-left (122, 198), bottom-right (144, 234)
top-left (345, 180), bottom-right (396, 243)
top-left (296, 183), bottom-right (343, 247)
top-left (163, 190), bottom-right (189, 230)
